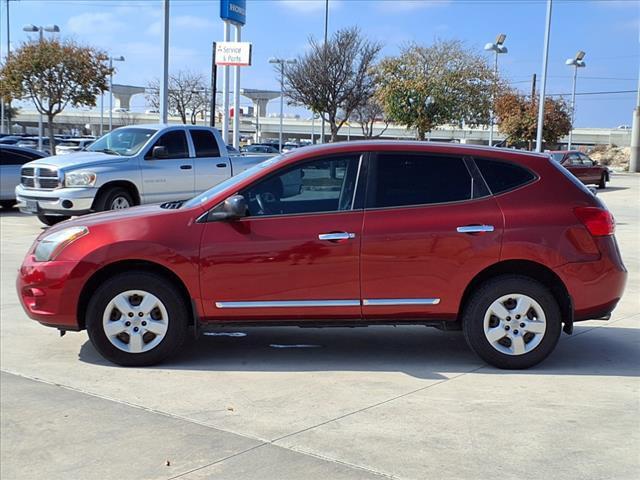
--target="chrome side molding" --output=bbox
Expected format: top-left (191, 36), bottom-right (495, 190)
top-left (215, 300), bottom-right (361, 308)
top-left (362, 298), bottom-right (440, 306)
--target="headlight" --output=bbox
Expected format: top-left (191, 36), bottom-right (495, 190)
top-left (34, 226), bottom-right (89, 262)
top-left (64, 171), bottom-right (96, 187)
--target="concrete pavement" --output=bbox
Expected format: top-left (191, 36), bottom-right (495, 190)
top-left (1, 173), bottom-right (638, 480)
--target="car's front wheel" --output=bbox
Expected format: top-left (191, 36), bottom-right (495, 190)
top-left (463, 275), bottom-right (561, 369)
top-left (598, 173), bottom-right (607, 189)
top-left (86, 272), bottom-right (188, 366)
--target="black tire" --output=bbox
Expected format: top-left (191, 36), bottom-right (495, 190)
top-left (462, 275), bottom-right (562, 369)
top-left (94, 187), bottom-right (134, 212)
top-left (597, 173), bottom-right (607, 190)
top-left (0, 200), bottom-right (16, 209)
top-left (37, 214), bottom-right (70, 226)
top-left (86, 272), bottom-right (189, 366)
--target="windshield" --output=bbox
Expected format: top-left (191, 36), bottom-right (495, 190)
top-left (87, 128), bottom-right (156, 156)
top-left (184, 154), bottom-right (287, 209)
top-left (550, 153), bottom-right (564, 162)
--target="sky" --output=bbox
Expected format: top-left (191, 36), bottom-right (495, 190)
top-left (1, 0), bottom-right (638, 128)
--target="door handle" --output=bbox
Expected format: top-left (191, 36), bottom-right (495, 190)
top-left (457, 225), bottom-right (495, 234)
top-left (318, 232), bottom-right (356, 241)
top-left (216, 163), bottom-right (228, 168)
top-left (180, 164), bottom-right (192, 170)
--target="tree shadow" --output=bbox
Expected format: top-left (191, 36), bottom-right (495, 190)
top-left (78, 323), bottom-right (640, 379)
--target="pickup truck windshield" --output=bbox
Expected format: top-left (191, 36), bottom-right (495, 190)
top-left (184, 154), bottom-right (287, 209)
top-left (87, 128), bottom-right (156, 156)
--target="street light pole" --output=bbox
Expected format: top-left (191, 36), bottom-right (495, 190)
top-left (535, 0), bottom-right (553, 152)
top-left (23, 24), bottom-right (60, 152)
top-left (160, 0), bottom-right (170, 124)
top-left (565, 51), bottom-right (586, 150)
top-left (108, 56), bottom-right (125, 131)
top-left (484, 34), bottom-right (507, 147)
top-left (269, 57), bottom-right (297, 152)
top-left (320, 0), bottom-right (328, 144)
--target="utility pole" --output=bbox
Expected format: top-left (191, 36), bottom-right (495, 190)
top-left (320, 0), bottom-right (328, 144)
top-left (630, 61), bottom-right (640, 172)
top-left (535, 0), bottom-right (552, 152)
top-left (232, 24), bottom-right (241, 149)
top-left (2, 0), bottom-right (10, 134)
top-left (159, 0), bottom-right (170, 124)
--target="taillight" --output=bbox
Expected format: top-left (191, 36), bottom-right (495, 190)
top-left (574, 207), bottom-right (615, 236)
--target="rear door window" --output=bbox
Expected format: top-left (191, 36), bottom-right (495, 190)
top-left (474, 158), bottom-right (536, 195)
top-left (368, 153), bottom-right (473, 208)
top-left (190, 130), bottom-right (220, 158)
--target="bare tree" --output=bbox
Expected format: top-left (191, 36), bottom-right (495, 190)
top-left (353, 95), bottom-right (389, 138)
top-left (284, 27), bottom-right (381, 142)
top-left (146, 71), bottom-right (207, 124)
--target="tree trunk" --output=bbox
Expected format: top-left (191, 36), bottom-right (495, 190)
top-left (416, 127), bottom-right (426, 141)
top-left (330, 121), bottom-right (339, 143)
top-left (47, 114), bottom-right (56, 156)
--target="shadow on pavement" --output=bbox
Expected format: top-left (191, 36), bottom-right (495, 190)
top-left (77, 323), bottom-right (639, 378)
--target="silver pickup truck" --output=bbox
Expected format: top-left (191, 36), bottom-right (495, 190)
top-left (15, 124), bottom-right (273, 225)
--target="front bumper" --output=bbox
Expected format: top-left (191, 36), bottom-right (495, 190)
top-left (17, 253), bottom-right (92, 330)
top-left (15, 184), bottom-right (96, 216)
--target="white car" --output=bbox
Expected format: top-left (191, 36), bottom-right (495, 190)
top-left (56, 138), bottom-right (95, 155)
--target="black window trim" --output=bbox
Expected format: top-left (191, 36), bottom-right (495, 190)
top-left (144, 129), bottom-right (190, 160)
top-left (204, 152), bottom-right (368, 222)
top-left (190, 129), bottom-right (221, 158)
top-left (363, 151), bottom-right (482, 212)
top-left (471, 156), bottom-right (539, 197)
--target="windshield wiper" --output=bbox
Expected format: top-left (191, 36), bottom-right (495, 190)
top-left (94, 148), bottom-right (122, 156)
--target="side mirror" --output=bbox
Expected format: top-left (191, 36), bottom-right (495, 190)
top-left (152, 146), bottom-right (169, 159)
top-left (209, 195), bottom-right (247, 221)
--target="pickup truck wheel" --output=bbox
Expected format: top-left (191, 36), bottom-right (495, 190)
top-left (95, 187), bottom-right (134, 212)
top-left (86, 272), bottom-right (188, 366)
top-left (37, 214), bottom-right (70, 226)
top-left (462, 275), bottom-right (561, 369)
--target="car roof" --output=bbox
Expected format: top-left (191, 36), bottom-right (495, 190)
top-left (0, 144), bottom-right (45, 156)
top-left (284, 140), bottom-right (551, 161)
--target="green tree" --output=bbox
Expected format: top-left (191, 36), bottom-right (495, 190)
top-left (495, 92), bottom-right (572, 149)
top-left (0, 39), bottom-right (111, 154)
top-left (284, 27), bottom-right (381, 142)
top-left (376, 40), bottom-right (497, 140)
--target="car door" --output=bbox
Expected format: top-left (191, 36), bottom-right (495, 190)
top-left (199, 153), bottom-right (364, 321)
top-left (564, 153), bottom-right (587, 183)
top-left (0, 147), bottom-right (39, 200)
top-left (579, 153), bottom-right (601, 183)
top-left (141, 129), bottom-right (194, 203)
top-left (190, 129), bottom-right (232, 193)
top-left (360, 152), bottom-right (503, 320)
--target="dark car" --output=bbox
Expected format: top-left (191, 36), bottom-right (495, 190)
top-left (549, 150), bottom-right (609, 189)
top-left (241, 144), bottom-right (279, 154)
top-left (0, 145), bottom-right (45, 208)
top-left (18, 142), bottom-right (626, 369)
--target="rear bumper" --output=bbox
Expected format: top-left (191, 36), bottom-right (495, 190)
top-left (17, 254), bottom-right (92, 329)
top-left (15, 185), bottom-right (95, 216)
top-left (555, 236), bottom-right (627, 321)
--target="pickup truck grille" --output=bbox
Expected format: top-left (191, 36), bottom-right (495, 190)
top-left (21, 167), bottom-right (60, 190)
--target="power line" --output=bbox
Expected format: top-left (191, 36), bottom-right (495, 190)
top-left (549, 89), bottom-right (636, 96)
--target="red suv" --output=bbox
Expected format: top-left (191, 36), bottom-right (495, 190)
top-left (17, 142), bottom-right (627, 369)
top-left (549, 150), bottom-right (609, 189)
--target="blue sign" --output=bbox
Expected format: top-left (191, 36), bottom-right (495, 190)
top-left (220, 0), bottom-right (246, 26)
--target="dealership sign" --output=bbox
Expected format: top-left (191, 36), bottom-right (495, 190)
top-left (220, 0), bottom-right (246, 26)
top-left (215, 42), bottom-right (252, 66)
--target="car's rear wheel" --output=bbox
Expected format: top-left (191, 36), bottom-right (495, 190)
top-left (37, 214), bottom-right (70, 226)
top-left (95, 187), bottom-right (134, 212)
top-left (598, 173), bottom-right (607, 189)
top-left (463, 275), bottom-right (561, 369)
top-left (86, 272), bottom-right (188, 366)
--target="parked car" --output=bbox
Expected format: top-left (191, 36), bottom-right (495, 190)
top-left (241, 144), bottom-right (279, 154)
top-left (15, 124), bottom-right (272, 226)
top-left (56, 138), bottom-right (95, 155)
top-left (16, 137), bottom-right (54, 155)
top-left (0, 145), bottom-right (45, 208)
top-left (17, 142), bottom-right (627, 368)
top-left (549, 150), bottom-right (609, 189)
top-left (0, 135), bottom-right (26, 145)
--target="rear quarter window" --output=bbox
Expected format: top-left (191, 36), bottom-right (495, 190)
top-left (474, 158), bottom-right (536, 195)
